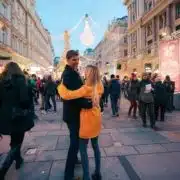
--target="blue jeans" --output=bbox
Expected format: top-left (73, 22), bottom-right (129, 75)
top-left (64, 122), bottom-right (79, 180)
top-left (45, 94), bottom-right (56, 111)
top-left (79, 137), bottom-right (101, 180)
top-left (110, 95), bottom-right (119, 115)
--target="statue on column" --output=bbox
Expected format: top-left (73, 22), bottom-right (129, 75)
top-left (58, 30), bottom-right (70, 72)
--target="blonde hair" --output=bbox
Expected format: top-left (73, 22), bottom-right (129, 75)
top-left (85, 65), bottom-right (101, 106)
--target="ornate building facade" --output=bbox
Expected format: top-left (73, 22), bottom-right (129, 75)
top-left (123, 0), bottom-right (180, 74)
top-left (94, 16), bottom-right (128, 77)
top-left (0, 0), bottom-right (54, 72)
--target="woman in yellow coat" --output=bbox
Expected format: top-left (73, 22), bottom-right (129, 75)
top-left (58, 65), bottom-right (104, 180)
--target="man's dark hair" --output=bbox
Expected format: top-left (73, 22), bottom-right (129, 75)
top-left (66, 50), bottom-right (79, 60)
top-left (48, 75), bottom-right (52, 81)
top-left (165, 75), bottom-right (170, 81)
top-left (111, 74), bottom-right (115, 79)
top-left (116, 75), bottom-right (120, 79)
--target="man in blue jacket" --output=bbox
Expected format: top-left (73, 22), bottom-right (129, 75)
top-left (109, 74), bottom-right (121, 117)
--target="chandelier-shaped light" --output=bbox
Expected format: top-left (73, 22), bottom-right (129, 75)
top-left (80, 19), bottom-right (95, 46)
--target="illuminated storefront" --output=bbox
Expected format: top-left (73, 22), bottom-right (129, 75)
top-left (159, 39), bottom-right (180, 92)
top-left (0, 50), bottom-right (12, 73)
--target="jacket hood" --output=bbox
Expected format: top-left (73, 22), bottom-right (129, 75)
top-left (131, 79), bottom-right (139, 83)
top-left (111, 79), bottom-right (119, 84)
top-left (0, 74), bottom-right (24, 89)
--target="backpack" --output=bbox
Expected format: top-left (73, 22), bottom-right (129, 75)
top-left (139, 86), bottom-right (154, 103)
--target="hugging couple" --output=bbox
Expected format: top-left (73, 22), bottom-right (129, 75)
top-left (58, 50), bottom-right (104, 180)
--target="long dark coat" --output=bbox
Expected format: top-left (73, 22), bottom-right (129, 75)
top-left (154, 81), bottom-right (168, 105)
top-left (127, 80), bottom-right (140, 101)
top-left (61, 65), bottom-right (92, 124)
top-left (0, 74), bottom-right (34, 135)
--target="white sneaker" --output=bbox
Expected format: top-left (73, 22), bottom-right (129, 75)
top-left (41, 110), bottom-right (47, 115)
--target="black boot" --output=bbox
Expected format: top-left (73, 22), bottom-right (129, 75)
top-left (128, 109), bottom-right (131, 117)
top-left (0, 168), bottom-right (5, 180)
top-left (0, 148), bottom-right (16, 179)
top-left (92, 173), bottom-right (102, 180)
top-left (15, 156), bottom-right (24, 170)
top-left (13, 145), bottom-right (24, 170)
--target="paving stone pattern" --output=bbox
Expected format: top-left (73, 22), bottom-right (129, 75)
top-left (1, 100), bottom-right (180, 179)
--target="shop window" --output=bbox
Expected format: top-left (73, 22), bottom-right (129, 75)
top-left (147, 40), bottom-right (153, 54)
top-left (117, 63), bottom-right (121, 70)
top-left (124, 37), bottom-right (127, 43)
top-left (132, 14), bottom-right (136, 22)
top-left (1, 3), bottom-right (7, 18)
top-left (2, 28), bottom-right (7, 44)
top-left (148, 2), bottom-right (152, 10)
top-left (144, 0), bottom-right (152, 12)
top-left (176, 4), bottom-right (180, 19)
top-left (145, 63), bottom-right (152, 72)
top-left (176, 25), bottom-right (180, 31)
top-left (124, 49), bottom-right (128, 57)
top-left (159, 12), bottom-right (166, 30)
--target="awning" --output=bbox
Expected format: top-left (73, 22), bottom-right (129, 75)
top-left (11, 53), bottom-right (33, 66)
top-left (0, 50), bottom-right (11, 60)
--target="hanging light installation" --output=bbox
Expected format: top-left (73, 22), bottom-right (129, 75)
top-left (80, 14), bottom-right (95, 46)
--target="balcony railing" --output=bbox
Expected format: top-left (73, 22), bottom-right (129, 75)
top-left (142, 42), bottom-right (158, 57)
top-left (127, 42), bottom-right (158, 60)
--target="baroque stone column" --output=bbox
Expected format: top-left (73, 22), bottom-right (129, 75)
top-left (152, 18), bottom-right (156, 43)
top-left (128, 7), bottom-right (131, 27)
top-left (139, 0), bottom-right (145, 17)
top-left (171, 3), bottom-right (176, 32)
top-left (166, 5), bottom-right (171, 34)
top-left (128, 34), bottom-right (131, 57)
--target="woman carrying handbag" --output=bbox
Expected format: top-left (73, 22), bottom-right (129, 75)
top-left (0, 62), bottom-right (34, 180)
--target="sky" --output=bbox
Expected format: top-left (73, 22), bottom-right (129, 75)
top-left (36, 0), bottom-right (127, 57)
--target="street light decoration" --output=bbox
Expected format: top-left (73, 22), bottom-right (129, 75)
top-left (80, 15), bottom-right (95, 46)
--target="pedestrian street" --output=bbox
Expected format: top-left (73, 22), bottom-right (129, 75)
top-left (1, 99), bottom-right (180, 180)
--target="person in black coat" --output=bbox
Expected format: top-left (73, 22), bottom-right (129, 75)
top-left (44, 75), bottom-right (57, 112)
top-left (60, 50), bottom-right (92, 180)
top-left (154, 77), bottom-right (168, 121)
top-left (163, 75), bottom-right (175, 112)
top-left (127, 74), bottom-right (140, 119)
top-left (0, 62), bottom-right (34, 180)
top-left (109, 74), bottom-right (121, 117)
top-left (139, 73), bottom-right (155, 129)
top-left (102, 76), bottom-right (109, 106)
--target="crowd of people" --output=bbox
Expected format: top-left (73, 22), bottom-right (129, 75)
top-left (101, 72), bottom-right (175, 129)
top-left (0, 49), bottom-right (176, 180)
top-left (24, 72), bottom-right (59, 114)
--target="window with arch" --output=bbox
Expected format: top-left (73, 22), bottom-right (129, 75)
top-left (144, 0), bottom-right (153, 12)
top-left (159, 12), bottom-right (166, 29)
top-left (147, 23), bottom-right (152, 36)
top-left (1, 27), bottom-right (8, 44)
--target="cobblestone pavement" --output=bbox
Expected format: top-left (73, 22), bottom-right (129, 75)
top-left (1, 99), bottom-right (180, 180)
